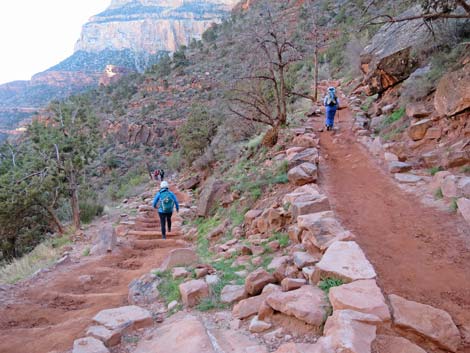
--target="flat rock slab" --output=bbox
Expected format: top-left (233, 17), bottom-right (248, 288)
top-left (321, 310), bottom-right (382, 353)
top-left (329, 280), bottom-right (390, 321)
top-left (133, 313), bottom-right (215, 353)
top-left (394, 173), bottom-right (422, 183)
top-left (266, 285), bottom-right (328, 326)
top-left (389, 161), bottom-right (412, 173)
top-left (159, 248), bottom-right (199, 271)
top-left (93, 305), bottom-right (152, 331)
top-left (209, 328), bottom-right (268, 353)
top-left (220, 284), bottom-right (247, 304)
top-left (389, 294), bottom-right (460, 352)
top-left (373, 335), bottom-right (427, 353)
top-left (457, 197), bottom-right (470, 225)
top-left (273, 343), bottom-right (322, 353)
top-left (86, 325), bottom-right (121, 347)
top-left (73, 337), bottom-right (110, 353)
top-left (315, 241), bottom-right (376, 282)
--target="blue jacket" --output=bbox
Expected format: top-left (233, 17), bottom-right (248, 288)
top-left (152, 188), bottom-right (179, 213)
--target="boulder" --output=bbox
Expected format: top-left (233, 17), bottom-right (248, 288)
top-left (232, 284), bottom-right (281, 319)
top-left (73, 337), bottom-right (109, 353)
top-left (457, 177), bottom-right (470, 198)
top-left (180, 175), bottom-right (200, 190)
top-left (249, 316), bottom-right (272, 333)
top-left (434, 63), bottom-right (470, 116)
top-left (93, 305), bottom-right (152, 332)
top-left (245, 268), bottom-right (276, 296)
top-left (172, 267), bottom-right (189, 279)
top-left (428, 171), bottom-right (452, 193)
top-left (457, 198), bottom-right (470, 225)
top-left (292, 134), bottom-right (318, 148)
top-left (133, 313), bottom-right (215, 353)
top-left (128, 273), bottom-right (160, 305)
top-left (288, 225), bottom-right (303, 244)
top-left (220, 285), bottom-right (247, 304)
top-left (91, 225), bottom-right (117, 255)
top-left (329, 280), bottom-right (390, 321)
top-left (288, 162), bottom-right (318, 186)
top-left (293, 252), bottom-right (319, 269)
top-left (283, 184), bottom-right (321, 205)
top-left (441, 175), bottom-right (459, 198)
top-left (159, 248), bottom-right (199, 271)
top-left (298, 212), bottom-right (355, 251)
top-left (320, 310), bottom-right (382, 353)
top-left (316, 241), bottom-right (376, 282)
top-left (179, 280), bottom-right (210, 307)
top-left (266, 285), bottom-right (328, 326)
top-left (291, 195), bottom-right (330, 219)
top-left (360, 7), bottom-right (428, 95)
top-left (425, 127), bottom-right (442, 140)
top-left (388, 161), bottom-right (412, 173)
top-left (373, 335), bottom-right (427, 353)
top-left (86, 326), bottom-right (121, 347)
top-left (406, 102), bottom-right (431, 119)
top-left (281, 278), bottom-right (306, 291)
top-left (267, 256), bottom-right (290, 272)
top-left (389, 294), bottom-right (460, 352)
top-left (196, 177), bottom-right (230, 217)
top-left (244, 209), bottom-right (263, 226)
top-left (408, 119), bottom-right (432, 141)
top-left (286, 147), bottom-right (319, 168)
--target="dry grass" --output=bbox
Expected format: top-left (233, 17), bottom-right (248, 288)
top-left (0, 236), bottom-right (70, 285)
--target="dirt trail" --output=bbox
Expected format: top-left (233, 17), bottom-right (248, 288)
top-left (315, 105), bottom-right (470, 351)
top-left (0, 183), bottom-right (189, 353)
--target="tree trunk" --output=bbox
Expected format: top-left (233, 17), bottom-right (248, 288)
top-left (46, 205), bottom-right (65, 235)
top-left (278, 65), bottom-right (287, 126)
top-left (313, 45), bottom-right (319, 102)
top-left (69, 170), bottom-right (81, 229)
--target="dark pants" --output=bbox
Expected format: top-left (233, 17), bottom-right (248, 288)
top-left (158, 212), bottom-right (172, 239)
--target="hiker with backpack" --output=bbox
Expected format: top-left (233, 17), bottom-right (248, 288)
top-left (152, 181), bottom-right (179, 239)
top-left (323, 86), bottom-right (340, 131)
top-left (153, 169), bottom-right (160, 180)
top-left (159, 169), bottom-right (165, 181)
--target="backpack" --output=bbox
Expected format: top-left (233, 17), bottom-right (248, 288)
top-left (326, 95), bottom-right (338, 107)
top-left (160, 190), bottom-right (174, 213)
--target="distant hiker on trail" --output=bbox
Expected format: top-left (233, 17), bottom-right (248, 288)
top-left (159, 169), bottom-right (165, 181)
top-left (323, 86), bottom-right (340, 131)
top-left (153, 169), bottom-right (160, 180)
top-left (152, 181), bottom-right (179, 239)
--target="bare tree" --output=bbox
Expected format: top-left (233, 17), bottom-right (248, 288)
top-left (364, 0), bottom-right (470, 26)
top-left (229, 1), bottom-right (303, 132)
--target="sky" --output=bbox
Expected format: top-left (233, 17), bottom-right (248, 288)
top-left (0, 0), bottom-right (110, 85)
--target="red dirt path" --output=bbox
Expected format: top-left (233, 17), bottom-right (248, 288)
top-left (0, 184), bottom-right (188, 353)
top-left (315, 105), bottom-right (470, 352)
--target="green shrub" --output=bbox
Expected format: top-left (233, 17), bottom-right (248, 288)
top-left (79, 199), bottom-right (104, 224)
top-left (318, 277), bottom-right (343, 294)
top-left (382, 107), bottom-right (406, 127)
top-left (428, 166), bottom-right (443, 176)
top-left (450, 198), bottom-right (459, 212)
top-left (434, 188), bottom-right (444, 199)
top-left (156, 270), bottom-right (184, 304)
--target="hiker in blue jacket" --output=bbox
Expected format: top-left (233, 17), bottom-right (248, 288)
top-left (323, 86), bottom-right (340, 131)
top-left (152, 181), bottom-right (179, 239)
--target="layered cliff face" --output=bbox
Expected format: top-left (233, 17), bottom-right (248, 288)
top-left (75, 0), bottom-right (239, 53)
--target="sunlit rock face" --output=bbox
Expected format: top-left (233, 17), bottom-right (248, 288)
top-left (75, 0), bottom-right (239, 53)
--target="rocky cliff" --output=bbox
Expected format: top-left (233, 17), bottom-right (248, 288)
top-left (75, 0), bottom-right (239, 53)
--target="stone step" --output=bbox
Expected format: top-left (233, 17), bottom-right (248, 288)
top-left (132, 239), bottom-right (188, 250)
top-left (133, 222), bottom-right (160, 229)
top-left (129, 230), bottom-right (182, 240)
top-left (134, 217), bottom-right (159, 224)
